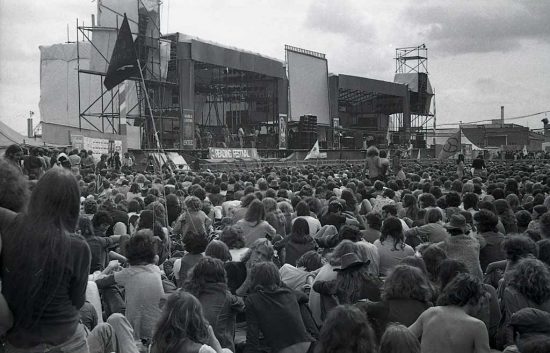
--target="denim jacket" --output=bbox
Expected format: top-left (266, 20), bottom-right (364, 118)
top-left (197, 283), bottom-right (245, 352)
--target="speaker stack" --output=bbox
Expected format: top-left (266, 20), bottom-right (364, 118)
top-left (295, 115), bottom-right (318, 149)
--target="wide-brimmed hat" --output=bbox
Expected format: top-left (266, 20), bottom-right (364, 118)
top-left (333, 253), bottom-right (370, 271)
top-left (444, 214), bottom-right (468, 231)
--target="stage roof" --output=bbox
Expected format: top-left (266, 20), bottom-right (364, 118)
top-left (330, 74), bottom-right (408, 115)
top-left (172, 33), bottom-right (286, 79)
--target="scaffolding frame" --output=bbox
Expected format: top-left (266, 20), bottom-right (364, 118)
top-left (76, 0), bottom-right (176, 149)
top-left (390, 44), bottom-right (435, 148)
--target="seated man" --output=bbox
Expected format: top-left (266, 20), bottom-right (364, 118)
top-left (409, 273), bottom-right (490, 353)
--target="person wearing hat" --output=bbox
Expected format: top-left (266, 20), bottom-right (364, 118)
top-left (503, 308), bottom-right (550, 353)
top-left (436, 214), bottom-right (483, 279)
top-left (313, 249), bottom-right (381, 305)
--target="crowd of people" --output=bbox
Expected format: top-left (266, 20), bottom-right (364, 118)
top-left (1, 142), bottom-right (550, 353)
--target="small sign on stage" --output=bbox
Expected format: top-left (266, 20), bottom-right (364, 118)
top-left (209, 147), bottom-right (259, 160)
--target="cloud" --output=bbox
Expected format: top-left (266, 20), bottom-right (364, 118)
top-left (400, 0), bottom-right (550, 55)
top-left (304, 0), bottom-right (377, 44)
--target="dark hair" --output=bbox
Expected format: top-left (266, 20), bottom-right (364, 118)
top-left (366, 212), bottom-right (382, 230)
top-left (508, 258), bottom-right (550, 305)
top-left (424, 208), bottom-right (442, 224)
top-left (3, 168), bottom-right (80, 328)
top-left (419, 193), bottom-right (436, 208)
top-left (383, 265), bottom-right (430, 303)
top-left (185, 257), bottom-right (227, 298)
top-left (126, 229), bottom-right (157, 265)
top-left (291, 218), bottom-right (313, 244)
top-left (0, 159), bottom-right (29, 212)
top-left (503, 235), bottom-right (537, 262)
top-left (445, 192), bottom-right (461, 208)
top-left (92, 210), bottom-right (113, 228)
top-left (473, 209), bottom-right (498, 233)
top-left (339, 224), bottom-right (362, 242)
top-left (250, 261), bottom-right (281, 291)
top-left (77, 216), bottom-right (94, 239)
top-left (205, 240), bottom-right (232, 262)
top-left (401, 194), bottom-right (419, 220)
top-left (537, 239), bottom-right (550, 267)
top-left (436, 273), bottom-right (484, 307)
top-left (151, 291), bottom-right (210, 353)
top-left (220, 226), bottom-right (245, 249)
top-left (462, 192), bottom-right (478, 211)
top-left (382, 204), bottom-right (398, 216)
top-left (379, 324), bottom-right (420, 353)
top-left (437, 259), bottom-right (469, 290)
top-left (245, 199), bottom-right (266, 224)
top-left (183, 231), bottom-right (209, 255)
top-left (421, 245), bottom-right (447, 282)
top-left (315, 305), bottom-right (377, 353)
top-left (296, 250), bottom-right (323, 272)
top-left (380, 217), bottom-right (405, 250)
top-left (295, 201), bottom-right (310, 217)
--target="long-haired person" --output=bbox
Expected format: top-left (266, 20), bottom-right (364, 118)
top-left (374, 216), bottom-right (415, 276)
top-left (150, 290), bottom-right (227, 353)
top-left (314, 305), bottom-right (377, 353)
top-left (245, 262), bottom-right (315, 353)
top-left (379, 324), bottom-right (420, 353)
top-left (275, 217), bottom-right (317, 266)
top-left (234, 199), bottom-right (276, 246)
top-left (184, 257), bottom-right (244, 352)
top-left (0, 168), bottom-right (91, 352)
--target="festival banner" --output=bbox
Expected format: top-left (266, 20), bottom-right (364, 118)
top-left (209, 147), bottom-right (259, 160)
top-left (438, 130), bottom-right (461, 160)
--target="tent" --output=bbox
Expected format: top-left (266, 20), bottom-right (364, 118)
top-left (0, 120), bottom-right (62, 148)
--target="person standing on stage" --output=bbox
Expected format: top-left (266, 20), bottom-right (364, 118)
top-left (238, 127), bottom-right (245, 148)
top-left (223, 125), bottom-right (232, 147)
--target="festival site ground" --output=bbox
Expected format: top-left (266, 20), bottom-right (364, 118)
top-left (1, 145), bottom-right (550, 353)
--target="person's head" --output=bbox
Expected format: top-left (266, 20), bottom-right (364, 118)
top-left (402, 194), bottom-right (417, 209)
top-left (296, 250), bottom-right (323, 272)
top-left (77, 216), bottom-right (94, 239)
top-left (245, 199), bottom-right (265, 223)
top-left (418, 193), bottom-right (436, 208)
top-left (219, 226), bottom-right (245, 250)
top-left (508, 258), bottom-right (550, 305)
top-left (184, 196), bottom-right (202, 212)
top-left (339, 224), bottom-right (362, 243)
top-left (316, 305), bottom-right (377, 353)
top-left (295, 200), bottom-right (310, 217)
top-left (383, 265), bottom-right (430, 303)
top-left (0, 159), bottom-right (29, 212)
top-left (503, 235), bottom-right (538, 263)
top-left (365, 212), bottom-right (382, 231)
top-left (291, 217), bottom-right (311, 242)
top-left (421, 244), bottom-right (447, 281)
top-left (185, 257), bottom-right (227, 297)
top-left (473, 209), bottom-right (499, 233)
top-left (151, 291), bottom-right (210, 353)
top-left (183, 231), bottom-right (209, 255)
top-left (540, 212), bottom-right (550, 239)
top-left (262, 197), bottom-right (278, 214)
top-left (380, 216), bottom-right (404, 249)
top-left (444, 214), bottom-right (468, 236)
top-left (424, 208), bottom-right (442, 224)
top-left (242, 238), bottom-right (274, 265)
top-left (437, 258), bottom-right (469, 290)
top-left (537, 239), bottom-right (550, 267)
top-left (92, 210), bottom-right (113, 234)
top-left (436, 273), bottom-right (485, 314)
top-left (462, 192), bottom-right (478, 211)
top-left (205, 240), bottom-right (232, 262)
top-left (249, 261), bottom-right (281, 291)
top-left (126, 229), bottom-right (157, 266)
top-left (366, 146), bottom-right (379, 157)
top-left (516, 210), bottom-right (532, 229)
top-left (4, 144), bottom-right (23, 161)
top-left (379, 324), bottom-right (421, 353)
top-left (509, 308), bottom-right (550, 353)
top-left (381, 204), bottom-right (398, 219)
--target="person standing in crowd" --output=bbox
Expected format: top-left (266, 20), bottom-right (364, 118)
top-left (0, 168), bottom-right (91, 352)
top-left (3, 144), bottom-right (24, 173)
top-left (456, 154), bottom-right (466, 179)
top-left (121, 152), bottom-right (134, 173)
top-left (391, 150), bottom-right (405, 180)
top-left (96, 154), bottom-right (109, 173)
top-left (364, 146), bottom-right (383, 181)
top-left (472, 154), bottom-right (486, 178)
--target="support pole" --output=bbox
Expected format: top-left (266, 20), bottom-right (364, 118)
top-left (137, 59), bottom-right (162, 150)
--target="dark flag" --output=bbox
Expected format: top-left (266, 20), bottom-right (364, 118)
top-left (104, 14), bottom-right (139, 90)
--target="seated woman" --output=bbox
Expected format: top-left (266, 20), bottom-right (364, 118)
top-left (244, 262), bottom-right (315, 353)
top-left (275, 218), bottom-right (317, 266)
top-left (374, 216), bottom-right (415, 276)
top-left (151, 290), bottom-right (228, 353)
top-left (96, 230), bottom-right (165, 344)
top-left (184, 257), bottom-right (245, 352)
top-left (234, 199), bottom-right (276, 246)
top-left (357, 265), bottom-right (433, 341)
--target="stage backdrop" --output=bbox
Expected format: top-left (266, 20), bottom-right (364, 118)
top-left (286, 46), bottom-right (330, 126)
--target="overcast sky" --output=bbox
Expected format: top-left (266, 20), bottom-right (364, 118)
top-left (1, 0), bottom-right (549, 134)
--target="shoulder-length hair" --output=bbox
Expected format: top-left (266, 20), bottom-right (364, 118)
top-left (290, 218), bottom-right (312, 244)
top-left (245, 199), bottom-right (265, 224)
top-left (205, 240), bottom-right (232, 262)
top-left (4, 168), bottom-right (80, 328)
top-left (262, 197), bottom-right (278, 214)
top-left (380, 216), bottom-right (405, 250)
top-left (379, 324), bottom-right (420, 353)
top-left (383, 265), bottom-right (430, 303)
top-left (509, 258), bottom-right (550, 305)
top-left (250, 261), bottom-right (281, 292)
top-left (185, 257), bottom-right (227, 297)
top-left (315, 305), bottom-right (377, 353)
top-left (151, 291), bottom-right (210, 353)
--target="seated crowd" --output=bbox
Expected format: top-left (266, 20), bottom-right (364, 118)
top-left (1, 144), bottom-right (550, 353)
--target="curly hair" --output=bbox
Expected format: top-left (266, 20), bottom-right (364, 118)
top-left (315, 305), bottom-right (377, 353)
top-left (379, 324), bottom-right (420, 353)
top-left (474, 209), bottom-right (498, 233)
top-left (151, 291), bottom-right (210, 353)
top-left (508, 258), bottom-right (550, 305)
top-left (183, 231), bottom-right (209, 255)
top-left (437, 273), bottom-right (484, 307)
top-left (250, 261), bottom-right (281, 291)
top-left (185, 257), bottom-right (227, 298)
top-left (219, 226), bottom-right (245, 250)
top-left (503, 235), bottom-right (537, 263)
top-left (383, 265), bottom-right (430, 303)
top-left (184, 196), bottom-right (202, 212)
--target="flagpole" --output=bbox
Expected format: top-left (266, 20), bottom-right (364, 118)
top-left (136, 59), bottom-right (162, 151)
